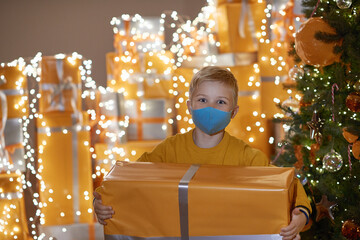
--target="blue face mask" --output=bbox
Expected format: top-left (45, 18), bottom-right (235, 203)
top-left (191, 107), bottom-right (232, 135)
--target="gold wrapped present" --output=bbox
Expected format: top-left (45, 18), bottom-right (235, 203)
top-left (39, 56), bottom-right (82, 113)
top-left (36, 112), bottom-right (93, 226)
top-left (106, 51), bottom-right (173, 99)
top-left (216, 1), bottom-right (266, 53)
top-left (97, 161), bottom-right (295, 239)
top-left (0, 172), bottom-right (30, 240)
top-left (0, 65), bottom-right (28, 120)
top-left (112, 15), bottom-right (164, 54)
top-left (124, 98), bottom-right (175, 141)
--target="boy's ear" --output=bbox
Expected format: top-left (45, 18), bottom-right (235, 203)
top-left (231, 105), bottom-right (239, 119)
top-left (186, 100), bottom-right (192, 114)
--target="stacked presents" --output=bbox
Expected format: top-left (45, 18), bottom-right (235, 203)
top-left (36, 54), bottom-right (102, 239)
top-left (171, 0), bottom-right (301, 156)
top-left (174, 0), bottom-right (273, 155)
top-left (91, 15), bottom-right (176, 178)
top-left (0, 61), bottom-right (31, 240)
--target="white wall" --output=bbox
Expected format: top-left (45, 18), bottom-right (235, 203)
top-left (0, 0), bottom-right (206, 86)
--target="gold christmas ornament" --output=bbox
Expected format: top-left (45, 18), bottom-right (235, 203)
top-left (295, 17), bottom-right (341, 66)
top-left (342, 220), bottom-right (360, 240)
top-left (346, 92), bottom-right (360, 112)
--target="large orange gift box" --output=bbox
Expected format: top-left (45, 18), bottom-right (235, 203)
top-left (97, 161), bottom-right (295, 239)
top-left (36, 112), bottom-right (93, 227)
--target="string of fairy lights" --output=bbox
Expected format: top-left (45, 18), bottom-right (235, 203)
top-left (0, 0), bottom-right (309, 239)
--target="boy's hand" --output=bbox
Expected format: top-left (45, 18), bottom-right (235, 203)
top-left (93, 191), bottom-right (114, 225)
top-left (280, 208), bottom-right (307, 240)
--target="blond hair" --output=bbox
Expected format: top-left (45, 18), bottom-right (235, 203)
top-left (189, 66), bottom-right (238, 105)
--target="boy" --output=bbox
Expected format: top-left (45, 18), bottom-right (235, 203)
top-left (94, 66), bottom-right (311, 240)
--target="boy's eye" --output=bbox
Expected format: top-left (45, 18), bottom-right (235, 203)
top-left (198, 98), bottom-right (206, 103)
top-left (217, 100), bottom-right (227, 104)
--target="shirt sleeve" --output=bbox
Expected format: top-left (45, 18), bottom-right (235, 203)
top-left (294, 178), bottom-right (312, 215)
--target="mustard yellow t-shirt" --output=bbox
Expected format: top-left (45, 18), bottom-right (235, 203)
top-left (138, 129), bottom-right (312, 216)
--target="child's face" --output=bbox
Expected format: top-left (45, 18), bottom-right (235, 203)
top-left (187, 81), bottom-right (238, 116)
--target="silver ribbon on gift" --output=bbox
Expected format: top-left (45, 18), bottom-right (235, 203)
top-left (178, 165), bottom-right (200, 240)
top-left (41, 59), bottom-right (80, 112)
top-left (37, 114), bottom-right (89, 223)
top-left (239, 0), bottom-right (258, 50)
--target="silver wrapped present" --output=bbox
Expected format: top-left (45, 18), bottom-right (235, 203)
top-left (124, 98), bottom-right (174, 141)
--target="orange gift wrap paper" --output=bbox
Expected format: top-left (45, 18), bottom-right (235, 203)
top-left (39, 56), bottom-right (82, 113)
top-left (0, 172), bottom-right (30, 240)
top-left (106, 51), bottom-right (173, 99)
top-left (36, 112), bottom-right (93, 226)
top-left (0, 65), bottom-right (28, 119)
top-left (97, 161), bottom-right (295, 239)
top-left (216, 1), bottom-right (266, 53)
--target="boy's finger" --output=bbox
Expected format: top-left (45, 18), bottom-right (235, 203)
top-left (95, 208), bottom-right (114, 215)
top-left (93, 191), bottom-right (102, 200)
top-left (280, 225), bottom-right (297, 237)
top-left (98, 219), bottom-right (107, 225)
top-left (96, 203), bottom-right (113, 211)
top-left (97, 213), bottom-right (113, 220)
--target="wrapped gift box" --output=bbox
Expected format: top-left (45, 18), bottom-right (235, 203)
top-left (216, 1), bottom-right (266, 53)
top-left (0, 65), bottom-right (27, 172)
top-left (40, 56), bottom-right (82, 113)
top-left (3, 118), bottom-right (25, 172)
top-left (0, 65), bottom-right (29, 120)
top-left (112, 15), bottom-right (164, 54)
top-left (124, 98), bottom-right (175, 141)
top-left (39, 222), bottom-right (103, 240)
top-left (84, 88), bottom-right (127, 145)
top-left (97, 161), bottom-right (295, 239)
top-left (106, 51), bottom-right (173, 99)
top-left (36, 112), bottom-right (93, 226)
top-left (0, 173), bottom-right (30, 240)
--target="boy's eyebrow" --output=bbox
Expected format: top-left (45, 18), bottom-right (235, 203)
top-left (195, 94), bottom-right (230, 101)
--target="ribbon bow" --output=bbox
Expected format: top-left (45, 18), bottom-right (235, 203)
top-left (47, 59), bottom-right (78, 112)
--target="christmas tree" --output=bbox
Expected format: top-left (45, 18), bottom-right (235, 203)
top-left (274, 0), bottom-right (360, 239)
